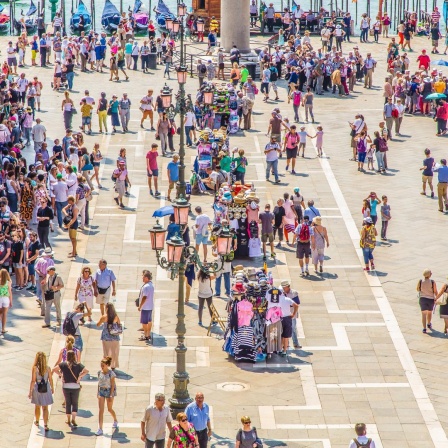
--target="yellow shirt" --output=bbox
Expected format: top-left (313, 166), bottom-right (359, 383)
top-left (81, 103), bottom-right (93, 118)
top-left (434, 80), bottom-right (445, 94)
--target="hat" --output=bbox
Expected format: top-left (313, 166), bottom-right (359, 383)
top-left (364, 217), bottom-right (373, 224)
top-left (336, 24), bottom-right (341, 28)
top-left (232, 282), bottom-right (246, 294)
top-left (43, 248), bottom-right (54, 256)
top-left (46, 266), bottom-right (56, 272)
top-left (294, 187), bottom-right (300, 193)
top-left (56, 173), bottom-right (63, 179)
top-left (118, 160), bottom-right (126, 165)
top-left (35, 161), bottom-right (43, 167)
top-left (300, 126), bottom-right (305, 130)
top-left (37, 170), bottom-right (46, 175)
top-left (422, 49), bottom-right (426, 53)
top-left (233, 265), bottom-right (244, 272)
top-left (245, 191), bottom-right (259, 203)
top-left (313, 216), bottom-right (322, 225)
top-left (280, 280), bottom-right (290, 287)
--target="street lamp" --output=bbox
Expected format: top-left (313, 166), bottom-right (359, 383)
top-left (165, 17), bottom-right (173, 30)
top-left (202, 85), bottom-right (214, 105)
top-left (196, 18), bottom-right (205, 33)
top-left (160, 84), bottom-right (173, 109)
top-left (149, 196), bottom-right (231, 418)
top-left (177, 2), bottom-right (187, 17)
top-left (172, 18), bottom-right (180, 33)
top-left (176, 65), bottom-right (188, 84)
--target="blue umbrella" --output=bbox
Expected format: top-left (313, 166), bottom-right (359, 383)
top-left (152, 205), bottom-right (174, 217)
top-left (425, 93), bottom-right (447, 100)
top-left (431, 59), bottom-right (448, 66)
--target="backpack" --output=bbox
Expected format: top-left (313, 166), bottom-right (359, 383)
top-left (62, 311), bottom-right (77, 336)
top-left (298, 224), bottom-right (310, 242)
top-left (269, 67), bottom-right (278, 82)
top-left (200, 64), bottom-right (207, 74)
top-left (378, 138), bottom-right (388, 152)
top-left (357, 138), bottom-right (367, 153)
top-left (353, 439), bottom-right (372, 448)
top-left (293, 91), bottom-right (301, 106)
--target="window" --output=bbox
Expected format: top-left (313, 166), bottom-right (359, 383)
top-left (199, 0), bottom-right (206, 9)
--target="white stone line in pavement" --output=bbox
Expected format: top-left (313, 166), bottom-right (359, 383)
top-left (303, 323), bottom-right (385, 351)
top-left (303, 113), bottom-right (448, 447)
top-left (323, 291), bottom-right (381, 314)
top-left (253, 135), bottom-right (261, 153)
top-left (317, 383), bottom-right (410, 389)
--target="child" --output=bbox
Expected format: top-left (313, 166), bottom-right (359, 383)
top-left (298, 126), bottom-right (313, 157)
top-left (69, 146), bottom-right (79, 168)
top-left (380, 195), bottom-right (391, 241)
top-left (366, 143), bottom-right (375, 170)
top-left (52, 138), bottom-right (64, 162)
top-left (313, 125), bottom-right (324, 157)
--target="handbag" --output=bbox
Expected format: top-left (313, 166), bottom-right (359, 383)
top-left (107, 108), bottom-right (112, 116)
top-left (82, 163), bottom-right (93, 171)
top-left (108, 322), bottom-right (123, 335)
top-left (63, 215), bottom-right (71, 226)
top-left (44, 275), bottom-right (57, 301)
top-left (72, 107), bottom-right (78, 115)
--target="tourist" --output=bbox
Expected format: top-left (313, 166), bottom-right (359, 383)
top-left (29, 351), bottom-right (54, 432)
top-left (166, 154), bottom-right (179, 202)
top-left (97, 303), bottom-right (121, 370)
top-left (97, 92), bottom-right (108, 134)
top-left (186, 392), bottom-right (212, 448)
top-left (280, 280), bottom-right (301, 349)
top-left (93, 259), bottom-right (117, 316)
top-left (359, 217), bottom-right (377, 271)
top-left (311, 216), bottom-right (329, 273)
top-left (259, 203), bottom-right (275, 260)
top-left (118, 92), bottom-right (131, 133)
top-left (273, 198), bottom-right (285, 248)
top-left (156, 112), bottom-right (171, 156)
top-left (140, 89), bottom-right (155, 130)
top-left (348, 423), bottom-right (377, 448)
top-left (137, 270), bottom-right (154, 343)
top-left (434, 158), bottom-right (448, 212)
top-left (41, 266), bottom-right (64, 328)
top-left (75, 266), bottom-right (95, 319)
top-left (141, 393), bottom-right (173, 447)
top-left (417, 269), bottom-right (437, 333)
top-left (295, 215), bottom-right (313, 276)
top-left (235, 416), bottom-right (260, 448)
top-left (146, 143), bottom-right (160, 197)
top-left (380, 195), bottom-right (391, 241)
top-left (95, 356), bottom-right (118, 436)
top-left (420, 148), bottom-right (435, 197)
top-left (283, 125), bottom-right (299, 173)
top-left (112, 160), bottom-right (131, 208)
top-left (0, 268), bottom-right (12, 334)
top-left (108, 94), bottom-right (120, 134)
top-left (264, 136), bottom-right (281, 183)
top-left (197, 269), bottom-right (214, 327)
top-left (166, 412), bottom-right (199, 448)
top-left (52, 350), bottom-right (89, 427)
top-left (62, 195), bottom-right (79, 257)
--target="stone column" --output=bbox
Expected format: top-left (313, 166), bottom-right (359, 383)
top-left (220, 0), bottom-right (251, 53)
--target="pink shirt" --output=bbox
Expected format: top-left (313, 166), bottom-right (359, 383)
top-left (146, 151), bottom-right (158, 171)
top-left (237, 300), bottom-right (253, 327)
top-left (266, 306), bottom-right (282, 323)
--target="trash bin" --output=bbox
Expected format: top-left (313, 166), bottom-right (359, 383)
top-left (148, 53), bottom-right (157, 70)
top-left (245, 62), bottom-right (257, 81)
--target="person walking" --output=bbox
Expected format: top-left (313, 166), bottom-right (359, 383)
top-left (186, 392), bottom-right (212, 448)
top-left (311, 216), bottom-right (329, 274)
top-left (75, 266), bottom-right (95, 319)
top-left (283, 125), bottom-right (299, 174)
top-left (197, 269), bottom-right (214, 327)
top-left (113, 160), bottom-right (131, 208)
top-left (36, 197), bottom-right (53, 249)
top-left (42, 266), bottom-right (64, 328)
top-left (97, 92), bottom-right (109, 134)
top-left (61, 91), bottom-right (75, 130)
top-left (0, 268), bottom-right (12, 334)
top-left (420, 148), bottom-right (435, 197)
top-left (380, 195), bottom-right (391, 241)
top-left (194, 206), bottom-right (211, 262)
top-left (295, 215), bottom-right (313, 276)
top-left (140, 90), bottom-right (155, 130)
top-left (118, 93), bottom-right (131, 133)
top-left (360, 217), bottom-right (377, 271)
top-left (95, 356), bottom-right (118, 436)
top-left (108, 94), bottom-right (121, 134)
top-left (52, 350), bottom-right (89, 427)
top-left (302, 87), bottom-right (314, 123)
top-left (348, 423), bottom-right (377, 448)
top-left (29, 351), bottom-right (54, 432)
top-left (166, 413), bottom-right (199, 448)
top-left (155, 112), bottom-right (171, 156)
top-left (264, 136), bottom-right (281, 183)
top-left (435, 283), bottom-right (448, 334)
top-left (417, 269), bottom-right (437, 334)
top-left (280, 281), bottom-right (302, 349)
top-left (93, 259), bottom-right (117, 316)
top-left (97, 303), bottom-right (121, 370)
top-left (434, 158), bottom-right (448, 212)
top-left (141, 393), bottom-right (173, 448)
top-left (235, 416), bottom-right (261, 448)
top-left (137, 270), bottom-right (154, 343)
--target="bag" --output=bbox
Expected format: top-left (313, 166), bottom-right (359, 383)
top-left (170, 126), bottom-right (176, 135)
top-left (62, 311), bottom-right (78, 336)
top-left (357, 138), bottom-right (367, 153)
top-left (108, 322), bottom-right (123, 335)
top-left (107, 108), bottom-right (112, 116)
top-left (63, 215), bottom-right (71, 225)
top-left (293, 91), bottom-right (301, 106)
top-left (269, 67), bottom-right (278, 82)
top-left (37, 376), bottom-right (48, 393)
top-left (72, 107), bottom-right (78, 115)
top-left (378, 138), bottom-right (388, 152)
top-left (237, 428), bottom-right (263, 448)
top-left (135, 297), bottom-right (139, 307)
top-left (350, 128), bottom-right (356, 137)
top-left (391, 108), bottom-right (399, 118)
top-left (253, 85), bottom-right (259, 95)
top-left (353, 438), bottom-right (372, 448)
top-left (298, 224), bottom-right (310, 242)
top-left (97, 286), bottom-right (110, 295)
top-left (44, 275), bottom-right (57, 301)
top-left (437, 292), bottom-right (448, 306)
top-left (231, 72), bottom-right (237, 79)
top-left (200, 63), bottom-right (207, 74)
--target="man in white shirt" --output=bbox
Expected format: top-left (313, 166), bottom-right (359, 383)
top-left (137, 270), bottom-right (154, 342)
top-left (265, 3), bottom-right (275, 32)
top-left (65, 165), bottom-right (78, 196)
top-left (194, 206), bottom-right (211, 262)
top-left (17, 73), bottom-right (28, 103)
top-left (140, 90), bottom-right (155, 130)
top-left (293, 5), bottom-right (304, 19)
top-left (348, 423), bottom-right (376, 448)
top-left (31, 118), bottom-right (46, 152)
top-left (80, 89), bottom-right (95, 106)
top-left (141, 393), bottom-right (172, 448)
top-left (53, 173), bottom-right (68, 228)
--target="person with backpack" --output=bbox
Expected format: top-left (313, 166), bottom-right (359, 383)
top-left (348, 423), bottom-right (377, 448)
top-left (283, 125), bottom-right (300, 174)
top-left (294, 215), bottom-right (313, 276)
top-left (235, 415), bottom-right (262, 448)
top-left (52, 350), bottom-right (89, 428)
top-left (63, 303), bottom-right (91, 352)
top-left (417, 269), bottom-right (438, 334)
top-left (288, 85), bottom-right (302, 123)
top-left (269, 62), bottom-right (279, 101)
top-left (196, 59), bottom-right (207, 88)
top-left (359, 217), bottom-right (377, 271)
top-left (355, 131), bottom-right (372, 172)
top-left (41, 266), bottom-right (64, 328)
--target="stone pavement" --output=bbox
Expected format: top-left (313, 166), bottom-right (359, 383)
top-left (1, 31), bottom-right (448, 448)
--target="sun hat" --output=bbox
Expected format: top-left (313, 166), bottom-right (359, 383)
top-left (313, 216), bottom-right (322, 225)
